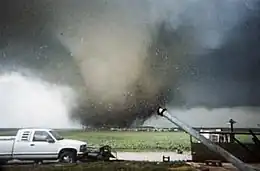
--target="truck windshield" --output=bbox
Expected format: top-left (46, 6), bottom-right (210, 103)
top-left (49, 131), bottom-right (64, 140)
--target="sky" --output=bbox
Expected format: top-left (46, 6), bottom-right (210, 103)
top-left (0, 0), bottom-right (260, 128)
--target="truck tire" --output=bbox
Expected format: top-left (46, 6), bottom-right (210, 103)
top-left (0, 160), bottom-right (7, 165)
top-left (34, 160), bottom-right (43, 164)
top-left (59, 150), bottom-right (77, 163)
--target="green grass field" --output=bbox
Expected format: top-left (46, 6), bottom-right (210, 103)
top-left (60, 131), bottom-right (191, 152)
top-left (59, 130), bottom-right (259, 152)
top-left (0, 129), bottom-right (258, 152)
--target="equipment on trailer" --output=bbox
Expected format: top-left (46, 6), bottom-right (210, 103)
top-left (157, 107), bottom-right (259, 171)
top-left (80, 145), bottom-right (116, 162)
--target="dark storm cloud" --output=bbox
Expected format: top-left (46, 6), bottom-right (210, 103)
top-left (175, 1), bottom-right (260, 108)
top-left (0, 0), bottom-right (260, 127)
top-left (0, 0), bottom-right (84, 87)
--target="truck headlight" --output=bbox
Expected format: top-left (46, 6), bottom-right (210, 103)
top-left (80, 144), bottom-right (87, 152)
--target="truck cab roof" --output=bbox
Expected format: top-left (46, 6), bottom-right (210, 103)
top-left (18, 128), bottom-right (53, 132)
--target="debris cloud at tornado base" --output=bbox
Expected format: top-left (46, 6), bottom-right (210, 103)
top-left (54, 1), bottom-right (195, 127)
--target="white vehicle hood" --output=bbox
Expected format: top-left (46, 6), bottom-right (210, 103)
top-left (58, 139), bottom-right (87, 146)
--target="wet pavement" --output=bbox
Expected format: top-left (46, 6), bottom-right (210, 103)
top-left (114, 152), bottom-right (192, 162)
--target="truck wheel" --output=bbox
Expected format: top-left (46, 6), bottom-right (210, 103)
top-left (0, 160), bottom-right (7, 165)
top-left (59, 151), bottom-right (76, 163)
top-left (34, 160), bottom-right (43, 164)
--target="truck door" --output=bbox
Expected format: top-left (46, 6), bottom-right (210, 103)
top-left (27, 131), bottom-right (60, 159)
top-left (13, 130), bottom-right (59, 160)
top-left (13, 130), bottom-right (34, 159)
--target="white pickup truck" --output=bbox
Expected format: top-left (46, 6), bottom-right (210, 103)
top-left (0, 128), bottom-right (88, 164)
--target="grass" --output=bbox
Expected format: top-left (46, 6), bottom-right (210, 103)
top-left (1, 161), bottom-right (196, 171)
top-left (60, 130), bottom-right (260, 152)
top-left (236, 134), bottom-right (260, 143)
top-left (59, 131), bottom-right (191, 152)
top-left (0, 129), bottom-right (258, 152)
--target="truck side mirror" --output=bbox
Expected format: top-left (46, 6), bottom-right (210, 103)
top-left (47, 138), bottom-right (55, 143)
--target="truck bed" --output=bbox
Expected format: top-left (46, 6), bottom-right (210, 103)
top-left (0, 137), bottom-right (15, 158)
top-left (0, 136), bottom-right (15, 140)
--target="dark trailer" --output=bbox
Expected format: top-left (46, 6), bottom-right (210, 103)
top-left (190, 128), bottom-right (260, 163)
